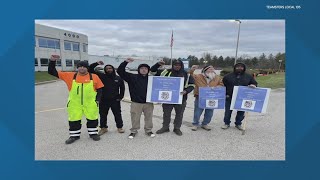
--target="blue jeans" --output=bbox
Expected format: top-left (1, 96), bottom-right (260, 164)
top-left (223, 98), bottom-right (245, 126)
top-left (192, 97), bottom-right (214, 126)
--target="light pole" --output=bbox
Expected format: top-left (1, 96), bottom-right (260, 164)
top-left (234, 19), bottom-right (241, 65)
top-left (203, 60), bottom-right (208, 66)
top-left (278, 59), bottom-right (283, 73)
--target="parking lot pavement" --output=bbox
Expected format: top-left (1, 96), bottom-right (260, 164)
top-left (35, 81), bottom-right (285, 160)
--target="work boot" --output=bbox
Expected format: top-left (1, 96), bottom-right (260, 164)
top-left (117, 128), bottom-right (125, 133)
top-left (173, 129), bottom-right (183, 136)
top-left (156, 127), bottom-right (170, 134)
top-left (235, 125), bottom-right (244, 131)
top-left (90, 134), bottom-right (100, 141)
top-left (98, 128), bottom-right (108, 135)
top-left (201, 125), bottom-right (211, 131)
top-left (221, 124), bottom-right (230, 129)
top-left (65, 136), bottom-right (80, 144)
top-left (191, 125), bottom-right (198, 131)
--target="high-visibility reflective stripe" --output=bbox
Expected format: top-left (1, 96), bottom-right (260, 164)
top-left (70, 134), bottom-right (80, 137)
top-left (160, 69), bottom-right (168, 76)
top-left (184, 74), bottom-right (190, 88)
top-left (87, 128), bottom-right (98, 131)
top-left (69, 130), bottom-right (81, 134)
top-left (88, 131), bottom-right (98, 135)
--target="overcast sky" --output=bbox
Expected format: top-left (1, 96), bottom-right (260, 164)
top-left (35, 20), bottom-right (285, 59)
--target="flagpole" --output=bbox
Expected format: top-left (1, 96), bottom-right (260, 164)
top-left (170, 46), bottom-right (172, 66)
top-left (170, 30), bottom-right (173, 66)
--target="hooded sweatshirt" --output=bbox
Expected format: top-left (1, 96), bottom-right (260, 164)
top-left (150, 59), bottom-right (195, 101)
top-left (117, 61), bottom-right (150, 103)
top-left (222, 62), bottom-right (258, 98)
top-left (89, 63), bottom-right (125, 100)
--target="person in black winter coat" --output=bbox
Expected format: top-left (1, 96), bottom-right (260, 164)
top-left (150, 59), bottom-right (195, 136)
top-left (117, 58), bottom-right (155, 139)
top-left (221, 62), bottom-right (258, 130)
top-left (89, 61), bottom-right (125, 135)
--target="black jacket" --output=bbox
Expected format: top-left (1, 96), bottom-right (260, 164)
top-left (117, 61), bottom-right (149, 103)
top-left (150, 59), bottom-right (195, 101)
top-left (222, 63), bottom-right (258, 98)
top-left (89, 62), bottom-right (125, 101)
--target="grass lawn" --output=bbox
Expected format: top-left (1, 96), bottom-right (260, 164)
top-left (256, 72), bottom-right (285, 89)
top-left (35, 72), bottom-right (58, 83)
top-left (35, 71), bottom-right (285, 89)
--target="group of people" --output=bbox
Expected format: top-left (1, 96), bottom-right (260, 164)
top-left (48, 55), bottom-right (257, 144)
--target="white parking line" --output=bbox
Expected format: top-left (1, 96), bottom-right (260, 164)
top-left (35, 107), bottom-right (65, 114)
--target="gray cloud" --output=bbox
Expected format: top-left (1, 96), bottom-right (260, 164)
top-left (35, 20), bottom-right (285, 58)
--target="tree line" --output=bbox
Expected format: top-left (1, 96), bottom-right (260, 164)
top-left (161, 52), bottom-right (285, 70)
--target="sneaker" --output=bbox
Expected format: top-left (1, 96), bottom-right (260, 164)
top-left (90, 134), bottom-right (100, 141)
top-left (128, 133), bottom-right (136, 139)
top-left (156, 128), bottom-right (170, 134)
top-left (173, 129), bottom-right (183, 136)
top-left (117, 128), bottom-right (125, 133)
top-left (146, 132), bottom-right (156, 137)
top-left (65, 136), bottom-right (80, 144)
top-left (235, 125), bottom-right (244, 131)
top-left (98, 128), bottom-right (108, 135)
top-left (201, 125), bottom-right (211, 131)
top-left (221, 124), bottom-right (230, 129)
top-left (191, 125), bottom-right (198, 131)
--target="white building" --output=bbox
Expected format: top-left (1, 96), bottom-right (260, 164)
top-left (35, 24), bottom-right (159, 72)
top-left (35, 24), bottom-right (89, 71)
top-left (89, 55), bottom-right (159, 70)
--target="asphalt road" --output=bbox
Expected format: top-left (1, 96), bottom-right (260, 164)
top-left (35, 79), bottom-right (285, 160)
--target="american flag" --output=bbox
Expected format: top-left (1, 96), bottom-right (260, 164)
top-left (170, 30), bottom-right (174, 47)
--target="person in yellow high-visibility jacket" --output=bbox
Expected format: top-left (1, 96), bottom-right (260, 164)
top-left (48, 55), bottom-right (104, 144)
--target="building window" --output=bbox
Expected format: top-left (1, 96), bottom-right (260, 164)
top-left (74, 60), bottom-right (80, 68)
top-left (47, 39), bottom-right (56, 49)
top-left (64, 41), bottom-right (72, 50)
top-left (66, 59), bottom-right (73, 67)
top-left (38, 38), bottom-right (47, 48)
top-left (73, 42), bottom-right (79, 51)
top-left (35, 58), bottom-right (38, 66)
top-left (83, 44), bottom-right (87, 52)
top-left (40, 58), bottom-right (49, 66)
top-left (56, 59), bottom-right (62, 67)
top-left (55, 41), bottom-right (60, 49)
top-left (38, 37), bottom-right (60, 49)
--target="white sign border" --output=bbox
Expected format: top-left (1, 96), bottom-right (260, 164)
top-left (146, 76), bottom-right (184, 104)
top-left (230, 86), bottom-right (271, 113)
